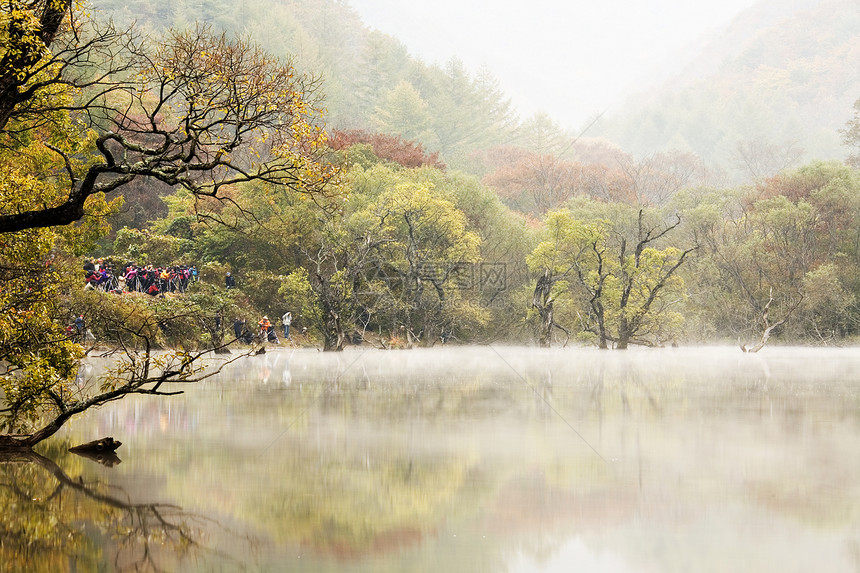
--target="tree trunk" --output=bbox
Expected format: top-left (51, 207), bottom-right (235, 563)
top-left (538, 305), bottom-right (553, 347)
top-left (0, 435), bottom-right (29, 450)
top-left (616, 316), bottom-right (631, 349)
top-left (533, 270), bottom-right (554, 348)
top-left (422, 323), bottom-right (439, 347)
top-left (595, 301), bottom-right (609, 349)
top-left (323, 309), bottom-right (345, 351)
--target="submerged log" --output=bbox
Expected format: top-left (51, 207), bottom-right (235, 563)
top-left (69, 437), bottom-right (122, 453)
top-left (70, 449), bottom-right (122, 467)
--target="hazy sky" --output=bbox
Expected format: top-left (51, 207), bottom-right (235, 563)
top-left (347, 0), bottom-right (760, 129)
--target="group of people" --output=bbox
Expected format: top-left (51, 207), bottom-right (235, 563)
top-left (229, 311), bottom-right (292, 344)
top-left (230, 311), bottom-right (294, 345)
top-left (250, 311), bottom-right (293, 344)
top-left (83, 258), bottom-right (303, 346)
top-left (83, 259), bottom-right (198, 296)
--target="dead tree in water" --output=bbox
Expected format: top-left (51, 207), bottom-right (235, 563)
top-left (740, 288), bottom-right (802, 352)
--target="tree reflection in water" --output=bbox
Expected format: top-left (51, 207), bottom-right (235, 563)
top-left (0, 444), bottom-right (244, 572)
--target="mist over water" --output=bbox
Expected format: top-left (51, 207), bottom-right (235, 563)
top-left (34, 346), bottom-right (860, 571)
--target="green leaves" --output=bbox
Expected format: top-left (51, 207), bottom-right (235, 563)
top-left (527, 202), bottom-right (691, 348)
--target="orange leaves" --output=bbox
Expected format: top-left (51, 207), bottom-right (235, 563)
top-left (329, 129), bottom-right (445, 170)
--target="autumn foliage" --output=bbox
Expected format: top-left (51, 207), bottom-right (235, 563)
top-left (476, 145), bottom-right (710, 215)
top-left (329, 129), bottom-right (445, 170)
top-left (476, 146), bottom-right (636, 214)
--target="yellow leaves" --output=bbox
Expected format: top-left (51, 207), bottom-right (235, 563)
top-left (0, 6), bottom-right (63, 88)
top-left (0, 160), bottom-right (65, 215)
top-left (527, 210), bottom-right (605, 276)
top-left (0, 275), bottom-right (83, 433)
top-left (364, 181), bottom-right (482, 270)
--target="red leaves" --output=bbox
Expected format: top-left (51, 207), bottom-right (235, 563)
top-left (329, 129), bottom-right (445, 170)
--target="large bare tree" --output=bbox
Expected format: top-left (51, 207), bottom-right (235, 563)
top-left (0, 2), bottom-right (338, 234)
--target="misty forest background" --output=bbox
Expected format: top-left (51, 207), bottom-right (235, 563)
top-left (77, 0), bottom-right (860, 348)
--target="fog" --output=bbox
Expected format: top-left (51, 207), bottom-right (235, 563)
top-left (347, 0), bottom-right (759, 129)
top-left (31, 345), bottom-right (860, 571)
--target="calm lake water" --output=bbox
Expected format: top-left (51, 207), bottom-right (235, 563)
top-left (6, 346), bottom-right (860, 572)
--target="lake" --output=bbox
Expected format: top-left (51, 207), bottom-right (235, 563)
top-left (5, 345), bottom-right (860, 572)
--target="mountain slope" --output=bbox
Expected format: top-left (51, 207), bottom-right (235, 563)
top-left (89, 0), bottom-right (520, 168)
top-left (593, 0), bottom-right (860, 177)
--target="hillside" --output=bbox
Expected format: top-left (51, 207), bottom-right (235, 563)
top-left (593, 0), bottom-right (860, 178)
top-left (89, 0), bottom-right (520, 170)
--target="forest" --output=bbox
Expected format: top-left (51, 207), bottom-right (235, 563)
top-left (3, 0), bottom-right (860, 447)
